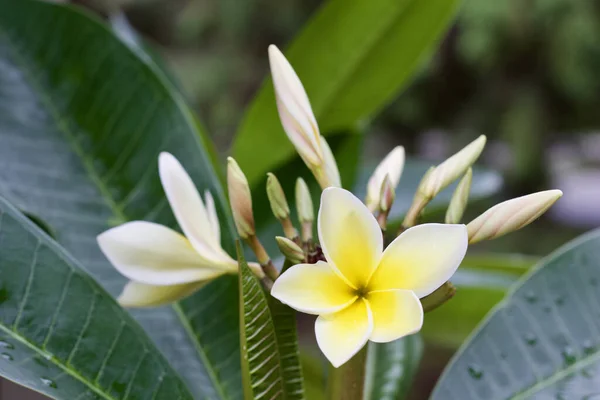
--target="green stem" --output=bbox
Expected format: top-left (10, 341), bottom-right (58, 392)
top-left (327, 346), bottom-right (368, 400)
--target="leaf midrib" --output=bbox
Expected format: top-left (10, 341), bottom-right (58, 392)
top-left (1, 11), bottom-right (229, 398)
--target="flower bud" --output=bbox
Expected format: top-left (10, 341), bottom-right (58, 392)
top-left (269, 45), bottom-right (323, 168)
top-left (295, 178), bottom-right (314, 223)
top-left (379, 174), bottom-right (396, 213)
top-left (366, 146), bottom-right (405, 211)
top-left (275, 236), bottom-right (305, 264)
top-left (227, 157), bottom-right (255, 239)
top-left (422, 135), bottom-right (486, 198)
top-left (266, 173), bottom-right (290, 220)
top-left (295, 178), bottom-right (314, 241)
top-left (445, 168), bottom-right (473, 224)
top-left (467, 189), bottom-right (563, 244)
top-left (316, 135), bottom-right (341, 189)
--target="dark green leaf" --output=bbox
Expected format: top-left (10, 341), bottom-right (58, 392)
top-left (0, 0), bottom-right (240, 397)
top-left (238, 245), bottom-right (284, 400)
top-left (364, 335), bottom-right (423, 400)
top-left (233, 0), bottom-right (461, 185)
top-left (432, 229), bottom-right (600, 399)
top-left (0, 196), bottom-right (192, 399)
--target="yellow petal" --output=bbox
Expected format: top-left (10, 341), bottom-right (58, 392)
top-left (271, 262), bottom-right (357, 315)
top-left (368, 224), bottom-right (467, 297)
top-left (159, 153), bottom-right (231, 263)
top-left (318, 187), bottom-right (383, 289)
top-left (366, 146), bottom-right (405, 211)
top-left (366, 290), bottom-right (423, 343)
top-left (315, 299), bottom-right (372, 368)
top-left (118, 281), bottom-right (206, 307)
top-left (97, 221), bottom-right (228, 285)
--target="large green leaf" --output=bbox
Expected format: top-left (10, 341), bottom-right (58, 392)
top-left (432, 229), bottom-right (600, 399)
top-left (238, 247), bottom-right (284, 400)
top-left (364, 335), bottom-right (423, 400)
top-left (0, 196), bottom-right (192, 399)
top-left (0, 1), bottom-right (241, 398)
top-left (233, 0), bottom-right (462, 185)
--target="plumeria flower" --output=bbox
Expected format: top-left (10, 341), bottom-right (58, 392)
top-left (271, 187), bottom-right (468, 367)
top-left (365, 146), bottom-right (405, 212)
top-left (98, 153), bottom-right (260, 307)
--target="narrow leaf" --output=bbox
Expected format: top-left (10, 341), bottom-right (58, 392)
top-left (238, 244), bottom-right (284, 400)
top-left (0, 196), bottom-right (192, 399)
top-left (363, 335), bottom-right (423, 400)
top-left (432, 229), bottom-right (600, 399)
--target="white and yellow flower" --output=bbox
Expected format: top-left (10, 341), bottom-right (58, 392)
top-left (271, 187), bottom-right (468, 367)
top-left (268, 45), bottom-right (340, 189)
top-left (98, 152), bottom-right (260, 308)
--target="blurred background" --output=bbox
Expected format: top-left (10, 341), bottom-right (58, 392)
top-left (5, 0), bottom-right (600, 398)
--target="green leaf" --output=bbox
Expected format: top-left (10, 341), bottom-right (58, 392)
top-left (233, 0), bottom-right (461, 185)
top-left (423, 254), bottom-right (535, 348)
top-left (0, 196), bottom-right (192, 399)
top-left (431, 229), bottom-right (600, 399)
top-left (238, 245), bottom-right (284, 400)
top-left (0, 1), bottom-right (241, 397)
top-left (364, 335), bottom-right (423, 400)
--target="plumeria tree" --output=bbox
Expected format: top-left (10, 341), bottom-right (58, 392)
top-left (0, 1), bottom-right (597, 400)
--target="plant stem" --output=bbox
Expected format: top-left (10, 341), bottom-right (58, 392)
top-left (327, 346), bottom-right (368, 400)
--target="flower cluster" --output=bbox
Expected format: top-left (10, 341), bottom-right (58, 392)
top-left (97, 45), bottom-right (562, 367)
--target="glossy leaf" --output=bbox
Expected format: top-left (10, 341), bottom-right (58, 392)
top-left (432, 229), bottom-right (600, 399)
top-left (0, 0), bottom-right (241, 397)
top-left (238, 247), bottom-right (284, 400)
top-left (0, 196), bottom-right (192, 399)
top-left (233, 0), bottom-right (462, 185)
top-left (364, 335), bottom-right (423, 400)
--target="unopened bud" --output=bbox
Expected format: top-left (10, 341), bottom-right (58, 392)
top-left (366, 146), bottom-right (405, 211)
top-left (227, 157), bottom-right (255, 239)
top-left (295, 178), bottom-right (314, 241)
top-left (269, 45), bottom-right (323, 168)
top-left (275, 236), bottom-right (305, 264)
top-left (402, 166), bottom-right (435, 229)
top-left (379, 175), bottom-right (396, 213)
top-left (266, 173), bottom-right (290, 219)
top-left (316, 135), bottom-right (341, 189)
top-left (445, 168), bottom-right (473, 224)
top-left (422, 135), bottom-right (486, 198)
top-left (467, 189), bottom-right (563, 244)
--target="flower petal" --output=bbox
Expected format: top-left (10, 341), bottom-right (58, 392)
top-left (318, 187), bottom-right (383, 288)
top-left (271, 262), bottom-right (357, 315)
top-left (368, 224), bottom-right (468, 297)
top-left (315, 299), bottom-right (373, 368)
top-left (204, 190), bottom-right (221, 242)
top-left (97, 221), bottom-right (229, 285)
top-left (118, 281), bottom-right (206, 307)
top-left (159, 153), bottom-right (230, 263)
top-left (366, 146), bottom-right (405, 211)
top-left (366, 290), bottom-right (423, 343)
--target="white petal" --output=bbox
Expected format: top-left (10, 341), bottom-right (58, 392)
top-left (204, 190), bottom-right (221, 243)
top-left (366, 289), bottom-right (423, 343)
top-left (366, 146), bottom-right (405, 211)
top-left (118, 281), bottom-right (206, 307)
top-left (271, 261), bottom-right (357, 315)
top-left (368, 224), bottom-right (468, 297)
top-left (318, 187), bottom-right (383, 289)
top-left (318, 136), bottom-right (341, 188)
top-left (315, 299), bottom-right (373, 368)
top-left (97, 221), bottom-right (229, 285)
top-left (269, 45), bottom-right (322, 166)
top-left (159, 153), bottom-right (230, 263)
